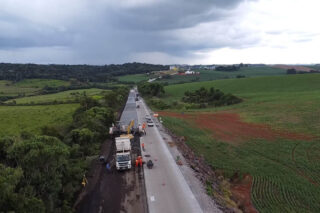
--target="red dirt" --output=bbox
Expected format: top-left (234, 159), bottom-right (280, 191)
top-left (159, 111), bottom-right (314, 144)
top-left (231, 174), bottom-right (258, 213)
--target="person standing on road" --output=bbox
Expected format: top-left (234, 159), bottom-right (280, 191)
top-left (142, 123), bottom-right (146, 135)
top-left (106, 163), bottom-right (111, 173)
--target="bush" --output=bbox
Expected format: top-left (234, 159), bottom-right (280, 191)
top-left (138, 82), bottom-right (165, 97)
top-left (149, 98), bottom-right (170, 110)
top-left (182, 87), bottom-right (242, 108)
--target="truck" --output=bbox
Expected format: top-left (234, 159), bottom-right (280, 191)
top-left (115, 136), bottom-right (132, 170)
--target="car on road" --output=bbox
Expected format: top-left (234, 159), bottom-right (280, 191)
top-left (147, 122), bottom-right (154, 127)
top-left (147, 119), bottom-right (154, 127)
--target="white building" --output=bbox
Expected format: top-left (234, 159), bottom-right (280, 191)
top-left (185, 71), bottom-right (195, 75)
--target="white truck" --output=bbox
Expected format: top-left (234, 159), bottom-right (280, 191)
top-left (115, 136), bottom-right (132, 170)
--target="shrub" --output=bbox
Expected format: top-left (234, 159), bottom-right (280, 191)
top-left (182, 87), bottom-right (242, 108)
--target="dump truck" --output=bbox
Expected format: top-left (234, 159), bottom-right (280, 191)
top-left (115, 136), bottom-right (132, 170)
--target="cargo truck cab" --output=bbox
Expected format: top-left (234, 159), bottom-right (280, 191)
top-left (115, 136), bottom-right (132, 170)
top-left (116, 152), bottom-right (131, 170)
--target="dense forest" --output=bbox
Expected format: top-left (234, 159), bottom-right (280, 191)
top-left (0, 62), bottom-right (168, 82)
top-left (0, 88), bottom-right (129, 212)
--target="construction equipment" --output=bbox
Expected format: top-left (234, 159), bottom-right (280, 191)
top-left (120, 120), bottom-right (134, 139)
top-left (115, 136), bottom-right (132, 170)
top-left (109, 120), bottom-right (135, 138)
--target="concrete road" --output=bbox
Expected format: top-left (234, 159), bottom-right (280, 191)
top-left (136, 94), bottom-right (203, 213)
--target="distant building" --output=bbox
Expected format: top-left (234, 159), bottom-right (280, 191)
top-left (170, 65), bottom-right (178, 70)
top-left (185, 71), bottom-right (195, 75)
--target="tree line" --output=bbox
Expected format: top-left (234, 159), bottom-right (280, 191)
top-left (137, 82), bottom-right (165, 97)
top-left (0, 62), bottom-right (168, 82)
top-left (0, 87), bottom-right (129, 212)
top-left (286, 69), bottom-right (320, 74)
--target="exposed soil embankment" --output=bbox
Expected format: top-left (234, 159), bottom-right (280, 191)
top-left (160, 111), bottom-right (314, 144)
top-left (231, 174), bottom-right (258, 213)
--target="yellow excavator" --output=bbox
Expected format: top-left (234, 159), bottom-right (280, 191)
top-left (120, 120), bottom-right (134, 139)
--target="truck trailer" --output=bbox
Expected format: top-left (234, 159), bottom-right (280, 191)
top-left (115, 136), bottom-right (132, 170)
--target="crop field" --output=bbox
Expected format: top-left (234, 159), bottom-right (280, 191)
top-left (117, 73), bottom-right (151, 83)
top-left (0, 79), bottom-right (70, 97)
top-left (15, 78), bottom-right (70, 88)
top-left (0, 104), bottom-right (78, 136)
top-left (0, 80), bottom-right (40, 97)
top-left (158, 74), bottom-right (320, 212)
top-left (7, 88), bottom-right (107, 104)
top-left (156, 66), bottom-right (286, 84)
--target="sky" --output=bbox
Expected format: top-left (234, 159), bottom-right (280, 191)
top-left (0, 0), bottom-right (319, 65)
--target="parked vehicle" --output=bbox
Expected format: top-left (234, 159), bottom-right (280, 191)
top-left (115, 136), bottom-right (132, 170)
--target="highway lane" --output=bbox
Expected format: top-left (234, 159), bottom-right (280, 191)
top-left (120, 90), bottom-right (138, 128)
top-left (136, 95), bottom-right (203, 213)
top-left (119, 90), bottom-right (147, 213)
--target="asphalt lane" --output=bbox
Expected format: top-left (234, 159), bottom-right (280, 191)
top-left (120, 90), bottom-right (138, 127)
top-left (118, 90), bottom-right (147, 213)
top-left (137, 96), bottom-right (203, 213)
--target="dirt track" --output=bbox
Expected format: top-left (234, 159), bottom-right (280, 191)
top-left (74, 135), bottom-right (147, 213)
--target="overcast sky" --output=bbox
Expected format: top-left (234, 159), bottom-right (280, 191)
top-left (0, 0), bottom-right (319, 65)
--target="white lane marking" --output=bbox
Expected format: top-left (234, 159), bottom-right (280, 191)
top-left (139, 97), bottom-right (203, 213)
top-left (150, 196), bottom-right (155, 202)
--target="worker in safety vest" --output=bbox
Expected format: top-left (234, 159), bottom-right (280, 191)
top-left (138, 156), bottom-right (143, 167)
top-left (135, 159), bottom-right (139, 167)
top-left (142, 143), bottom-right (145, 151)
top-left (81, 174), bottom-right (88, 187)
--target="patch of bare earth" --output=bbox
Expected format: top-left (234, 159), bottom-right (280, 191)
top-left (231, 174), bottom-right (258, 213)
top-left (160, 111), bottom-right (314, 145)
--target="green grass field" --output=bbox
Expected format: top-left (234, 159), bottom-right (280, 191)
top-left (116, 66), bottom-right (285, 85)
top-left (0, 80), bottom-right (40, 97)
top-left (0, 79), bottom-right (70, 97)
top-left (156, 66), bottom-right (286, 84)
top-left (15, 79), bottom-right (70, 88)
top-left (0, 104), bottom-right (78, 137)
top-left (163, 74), bottom-right (320, 135)
top-left (7, 88), bottom-right (107, 104)
top-left (117, 73), bottom-right (151, 83)
top-left (159, 74), bottom-right (320, 212)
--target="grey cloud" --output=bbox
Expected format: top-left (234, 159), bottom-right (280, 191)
top-left (0, 0), bottom-right (252, 64)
